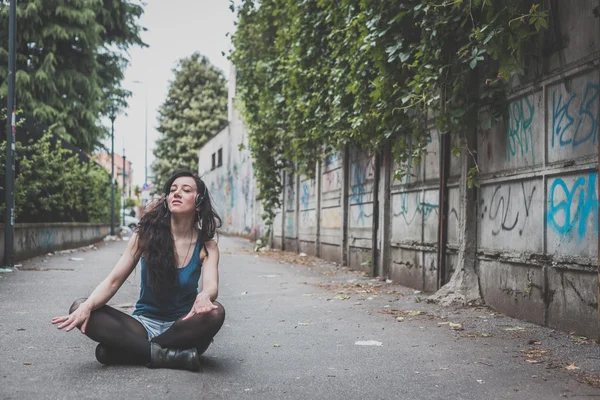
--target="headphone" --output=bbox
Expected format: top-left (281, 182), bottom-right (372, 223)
top-left (164, 179), bottom-right (208, 210)
top-left (195, 182), bottom-right (208, 208)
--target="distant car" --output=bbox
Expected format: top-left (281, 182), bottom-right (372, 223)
top-left (123, 214), bottom-right (139, 230)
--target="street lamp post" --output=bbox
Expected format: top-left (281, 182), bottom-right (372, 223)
top-left (122, 146), bottom-right (126, 229)
top-left (3, 0), bottom-right (17, 268)
top-left (110, 112), bottom-right (116, 236)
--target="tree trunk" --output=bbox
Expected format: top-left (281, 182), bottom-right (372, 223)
top-left (430, 70), bottom-right (482, 306)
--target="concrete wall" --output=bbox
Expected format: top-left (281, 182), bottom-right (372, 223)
top-left (198, 65), bottom-right (264, 240)
top-left (476, 65), bottom-right (599, 337)
top-left (269, 2), bottom-right (599, 336)
top-left (0, 223), bottom-right (110, 262)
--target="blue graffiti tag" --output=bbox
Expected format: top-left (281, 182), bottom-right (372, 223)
top-left (350, 159), bottom-right (373, 225)
top-left (551, 82), bottom-right (599, 148)
top-left (325, 153), bottom-right (340, 167)
top-left (547, 173), bottom-right (598, 239)
top-left (300, 182), bottom-right (311, 210)
top-left (394, 191), bottom-right (438, 225)
top-left (507, 97), bottom-right (535, 164)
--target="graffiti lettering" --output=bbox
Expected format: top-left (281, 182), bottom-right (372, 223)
top-left (484, 182), bottom-right (536, 236)
top-left (350, 157), bottom-right (374, 226)
top-left (393, 191), bottom-right (438, 226)
top-left (507, 97), bottom-right (535, 164)
top-left (323, 168), bottom-right (342, 192)
top-left (547, 173), bottom-right (598, 239)
top-left (551, 82), bottom-right (599, 149)
top-left (300, 182), bottom-right (311, 211)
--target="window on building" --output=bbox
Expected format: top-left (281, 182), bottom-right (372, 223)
top-left (217, 148), bottom-right (223, 167)
top-left (211, 153), bottom-right (216, 170)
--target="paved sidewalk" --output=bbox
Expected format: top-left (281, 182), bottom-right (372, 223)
top-left (1, 235), bottom-right (600, 400)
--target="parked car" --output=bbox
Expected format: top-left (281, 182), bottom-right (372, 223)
top-left (122, 214), bottom-right (139, 230)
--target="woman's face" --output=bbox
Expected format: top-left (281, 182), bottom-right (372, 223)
top-left (167, 176), bottom-right (199, 214)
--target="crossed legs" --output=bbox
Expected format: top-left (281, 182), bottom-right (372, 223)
top-left (68, 298), bottom-right (226, 366)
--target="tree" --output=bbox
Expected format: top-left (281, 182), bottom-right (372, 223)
top-left (0, 0), bottom-right (146, 153)
top-left (0, 130), bottom-right (114, 223)
top-left (152, 52), bottom-right (228, 187)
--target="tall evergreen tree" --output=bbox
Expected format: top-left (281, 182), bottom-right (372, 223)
top-left (0, 0), bottom-right (145, 153)
top-left (152, 52), bottom-right (227, 187)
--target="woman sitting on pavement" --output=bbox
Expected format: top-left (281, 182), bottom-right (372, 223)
top-left (52, 170), bottom-right (225, 371)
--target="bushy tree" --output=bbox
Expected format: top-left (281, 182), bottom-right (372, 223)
top-left (152, 52), bottom-right (228, 187)
top-left (0, 131), bottom-right (114, 223)
top-left (0, 0), bottom-right (146, 153)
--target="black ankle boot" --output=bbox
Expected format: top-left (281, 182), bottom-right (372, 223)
top-left (146, 342), bottom-right (200, 372)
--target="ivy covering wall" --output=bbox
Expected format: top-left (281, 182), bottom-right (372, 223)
top-left (229, 0), bottom-right (548, 236)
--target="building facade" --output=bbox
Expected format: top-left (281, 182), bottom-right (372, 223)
top-left (198, 65), bottom-right (265, 240)
top-left (95, 153), bottom-right (134, 197)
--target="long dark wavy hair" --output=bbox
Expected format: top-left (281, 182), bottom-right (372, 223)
top-left (135, 170), bottom-right (222, 295)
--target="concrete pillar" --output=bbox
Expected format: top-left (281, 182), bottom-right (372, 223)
top-left (378, 146), bottom-right (392, 278)
top-left (281, 171), bottom-right (286, 251)
top-left (295, 170), bottom-right (300, 252)
top-left (315, 160), bottom-right (322, 257)
top-left (340, 145), bottom-right (350, 266)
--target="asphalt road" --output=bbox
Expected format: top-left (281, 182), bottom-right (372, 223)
top-left (1, 235), bottom-right (600, 400)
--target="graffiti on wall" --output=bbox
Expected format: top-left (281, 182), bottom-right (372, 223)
top-left (17, 229), bottom-right (57, 252)
top-left (507, 97), bottom-right (535, 164)
top-left (349, 156), bottom-right (374, 226)
top-left (547, 173), bottom-right (598, 240)
top-left (299, 180), bottom-right (317, 228)
top-left (480, 182), bottom-right (537, 237)
top-left (325, 153), bottom-right (340, 170)
top-left (323, 168), bottom-right (342, 192)
top-left (551, 82), bottom-right (599, 149)
top-left (300, 181), bottom-right (313, 211)
top-left (322, 152), bottom-right (342, 192)
top-left (207, 157), bottom-right (255, 235)
top-left (393, 191), bottom-right (439, 226)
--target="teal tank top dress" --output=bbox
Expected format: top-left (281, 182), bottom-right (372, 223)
top-left (133, 232), bottom-right (203, 322)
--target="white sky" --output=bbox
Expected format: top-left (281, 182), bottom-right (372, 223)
top-left (104, 0), bottom-right (237, 188)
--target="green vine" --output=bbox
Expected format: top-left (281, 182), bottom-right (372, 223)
top-left (230, 0), bottom-right (548, 236)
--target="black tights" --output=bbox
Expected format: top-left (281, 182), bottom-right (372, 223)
top-left (69, 298), bottom-right (226, 365)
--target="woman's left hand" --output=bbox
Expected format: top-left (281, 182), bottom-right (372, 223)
top-left (182, 292), bottom-right (218, 321)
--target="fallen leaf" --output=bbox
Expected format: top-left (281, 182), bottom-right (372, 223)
top-left (273, 344), bottom-right (281, 348)
top-left (23, 362), bottom-right (32, 366)
top-left (526, 359), bottom-right (543, 364)
top-left (396, 317), bottom-right (405, 322)
top-left (565, 363), bottom-right (580, 371)
top-left (449, 323), bottom-right (464, 331)
top-left (504, 326), bottom-right (526, 331)
top-left (334, 295), bottom-right (350, 300)
top-left (521, 349), bottom-right (548, 358)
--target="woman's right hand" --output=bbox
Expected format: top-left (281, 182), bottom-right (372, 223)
top-left (51, 303), bottom-right (92, 333)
